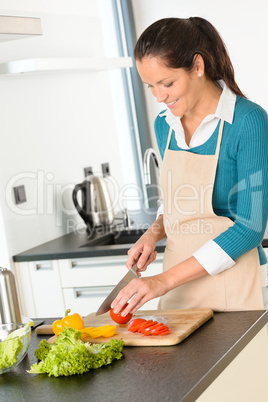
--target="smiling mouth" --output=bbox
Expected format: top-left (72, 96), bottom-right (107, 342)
top-left (166, 99), bottom-right (179, 108)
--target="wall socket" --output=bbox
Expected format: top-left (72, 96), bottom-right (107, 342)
top-left (13, 185), bottom-right (27, 204)
top-left (101, 163), bottom-right (110, 177)
top-left (84, 166), bottom-right (93, 177)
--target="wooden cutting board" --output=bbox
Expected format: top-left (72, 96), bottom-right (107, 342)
top-left (46, 309), bottom-right (213, 346)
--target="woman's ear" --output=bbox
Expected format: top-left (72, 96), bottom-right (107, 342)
top-left (193, 54), bottom-right (205, 77)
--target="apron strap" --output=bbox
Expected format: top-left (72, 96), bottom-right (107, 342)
top-left (165, 127), bottom-right (173, 153)
top-left (215, 119), bottom-right (224, 160)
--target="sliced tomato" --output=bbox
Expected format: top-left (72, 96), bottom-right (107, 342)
top-left (127, 318), bottom-right (171, 336)
top-left (138, 320), bottom-right (158, 333)
top-left (143, 324), bottom-right (167, 335)
top-left (142, 322), bottom-right (171, 336)
top-left (148, 326), bottom-right (167, 335)
top-left (157, 330), bottom-right (171, 335)
top-left (128, 318), bottom-right (146, 332)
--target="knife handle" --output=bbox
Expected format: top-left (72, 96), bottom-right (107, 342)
top-left (35, 325), bottom-right (54, 335)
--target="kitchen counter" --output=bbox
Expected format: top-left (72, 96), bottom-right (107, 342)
top-left (13, 209), bottom-right (166, 263)
top-left (12, 208), bottom-right (267, 263)
top-left (1, 310), bottom-right (267, 402)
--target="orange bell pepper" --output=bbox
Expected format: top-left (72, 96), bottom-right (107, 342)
top-left (52, 309), bottom-right (85, 335)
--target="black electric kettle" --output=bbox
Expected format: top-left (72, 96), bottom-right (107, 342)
top-left (72, 175), bottom-right (114, 232)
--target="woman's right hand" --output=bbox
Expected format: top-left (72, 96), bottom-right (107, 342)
top-left (126, 232), bottom-right (158, 276)
top-left (126, 214), bottom-right (166, 276)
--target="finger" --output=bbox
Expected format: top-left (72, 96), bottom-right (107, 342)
top-left (126, 249), bottom-right (142, 269)
top-left (142, 251), bottom-right (157, 270)
top-left (128, 295), bottom-right (150, 315)
top-left (136, 251), bottom-right (157, 273)
top-left (136, 249), bottom-right (153, 269)
top-left (125, 292), bottom-right (152, 315)
top-left (110, 279), bottom-right (139, 313)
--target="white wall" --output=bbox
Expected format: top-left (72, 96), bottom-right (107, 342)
top-left (131, 0), bottom-right (268, 153)
top-left (0, 0), bottom-right (139, 267)
top-left (1, 0), bottom-right (267, 269)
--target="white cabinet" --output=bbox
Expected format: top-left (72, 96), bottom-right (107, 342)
top-left (28, 260), bottom-right (65, 317)
top-left (14, 253), bottom-right (164, 318)
top-left (15, 260), bottom-right (65, 318)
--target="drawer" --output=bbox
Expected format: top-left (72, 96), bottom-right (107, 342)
top-left (58, 256), bottom-right (129, 288)
top-left (59, 254), bottom-right (164, 288)
top-left (62, 286), bottom-right (114, 316)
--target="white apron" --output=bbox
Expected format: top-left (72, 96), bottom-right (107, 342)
top-left (158, 120), bottom-right (264, 311)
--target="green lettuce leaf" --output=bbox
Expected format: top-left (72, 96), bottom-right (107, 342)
top-left (0, 324), bottom-right (30, 369)
top-left (29, 326), bottom-right (124, 377)
top-left (34, 339), bottom-right (52, 361)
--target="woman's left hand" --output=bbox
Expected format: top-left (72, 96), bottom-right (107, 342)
top-left (110, 274), bottom-right (170, 317)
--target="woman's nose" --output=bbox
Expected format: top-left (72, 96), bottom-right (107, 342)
top-left (153, 87), bottom-right (168, 103)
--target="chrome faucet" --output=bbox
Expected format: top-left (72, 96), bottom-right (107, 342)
top-left (143, 148), bottom-right (160, 185)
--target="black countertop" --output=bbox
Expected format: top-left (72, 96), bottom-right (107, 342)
top-left (13, 209), bottom-right (166, 263)
top-left (12, 229), bottom-right (165, 263)
top-left (12, 209), bottom-right (267, 263)
top-left (1, 311), bottom-right (267, 402)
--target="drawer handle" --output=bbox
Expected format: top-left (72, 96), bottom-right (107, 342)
top-left (69, 259), bottom-right (127, 269)
top-left (74, 286), bottom-right (114, 299)
top-left (35, 262), bottom-right (52, 271)
top-left (69, 256), bottom-right (163, 270)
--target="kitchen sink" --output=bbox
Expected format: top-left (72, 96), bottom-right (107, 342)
top-left (80, 229), bottom-right (147, 248)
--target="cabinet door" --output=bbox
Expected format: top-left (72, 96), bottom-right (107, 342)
top-left (62, 286), bottom-right (114, 316)
top-left (28, 260), bottom-right (65, 317)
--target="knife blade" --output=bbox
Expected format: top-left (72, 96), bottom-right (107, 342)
top-left (95, 264), bottom-right (139, 316)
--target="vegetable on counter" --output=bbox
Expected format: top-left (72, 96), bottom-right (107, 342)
top-left (81, 325), bottom-right (117, 339)
top-left (28, 327), bottom-right (124, 377)
top-left (110, 303), bottom-right (133, 324)
top-left (128, 319), bottom-right (171, 336)
top-left (52, 309), bottom-right (84, 335)
top-left (0, 324), bottom-right (30, 370)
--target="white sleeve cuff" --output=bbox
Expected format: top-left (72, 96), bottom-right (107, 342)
top-left (156, 203), bottom-right (164, 219)
top-left (193, 240), bottom-right (235, 276)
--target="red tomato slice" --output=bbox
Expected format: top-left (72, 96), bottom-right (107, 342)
top-left (138, 320), bottom-right (158, 333)
top-left (158, 330), bottom-right (171, 335)
top-left (128, 318), bottom-right (146, 332)
top-left (142, 324), bottom-right (165, 335)
top-left (149, 326), bottom-right (167, 335)
top-left (110, 303), bottom-right (133, 324)
top-left (142, 323), bottom-right (170, 336)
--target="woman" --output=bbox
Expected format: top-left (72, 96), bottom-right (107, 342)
top-left (111, 17), bottom-right (268, 315)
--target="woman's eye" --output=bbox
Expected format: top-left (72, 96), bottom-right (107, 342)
top-left (146, 84), bottom-right (153, 89)
top-left (164, 82), bottom-right (173, 88)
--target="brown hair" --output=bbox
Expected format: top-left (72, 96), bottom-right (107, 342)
top-left (134, 17), bottom-right (245, 98)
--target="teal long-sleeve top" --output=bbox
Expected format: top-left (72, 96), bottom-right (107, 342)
top-left (154, 96), bottom-right (268, 265)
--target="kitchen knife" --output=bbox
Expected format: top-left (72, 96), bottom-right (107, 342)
top-left (95, 264), bottom-right (139, 316)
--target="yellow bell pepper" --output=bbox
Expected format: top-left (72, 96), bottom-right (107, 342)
top-left (81, 327), bottom-right (94, 339)
top-left (82, 325), bottom-right (117, 339)
top-left (52, 309), bottom-right (85, 335)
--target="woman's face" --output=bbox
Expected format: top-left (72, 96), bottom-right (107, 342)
top-left (136, 56), bottom-right (202, 117)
